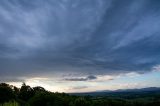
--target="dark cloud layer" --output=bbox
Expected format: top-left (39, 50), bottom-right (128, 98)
top-left (0, 0), bottom-right (160, 78)
top-left (64, 75), bottom-right (97, 81)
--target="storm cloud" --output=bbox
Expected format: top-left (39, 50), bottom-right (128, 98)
top-left (0, 0), bottom-right (160, 79)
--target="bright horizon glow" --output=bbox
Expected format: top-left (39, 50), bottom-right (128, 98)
top-left (7, 70), bottom-right (160, 93)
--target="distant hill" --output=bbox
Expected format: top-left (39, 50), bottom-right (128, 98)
top-left (70, 87), bottom-right (160, 99)
top-left (111, 87), bottom-right (160, 92)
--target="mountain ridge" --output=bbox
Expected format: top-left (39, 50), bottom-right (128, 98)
top-left (69, 87), bottom-right (160, 97)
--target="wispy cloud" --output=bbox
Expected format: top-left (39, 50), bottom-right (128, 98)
top-left (71, 86), bottom-right (88, 90)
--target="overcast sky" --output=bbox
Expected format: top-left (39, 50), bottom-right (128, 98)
top-left (0, 0), bottom-right (160, 92)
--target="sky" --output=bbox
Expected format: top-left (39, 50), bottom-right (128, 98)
top-left (0, 0), bottom-right (160, 92)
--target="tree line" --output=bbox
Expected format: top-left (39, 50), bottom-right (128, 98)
top-left (0, 83), bottom-right (160, 106)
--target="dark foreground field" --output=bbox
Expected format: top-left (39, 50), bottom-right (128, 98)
top-left (0, 83), bottom-right (160, 106)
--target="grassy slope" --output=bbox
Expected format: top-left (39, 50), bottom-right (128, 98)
top-left (0, 101), bottom-right (19, 106)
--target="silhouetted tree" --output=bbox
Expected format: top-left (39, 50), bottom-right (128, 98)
top-left (0, 83), bottom-right (14, 104)
top-left (33, 86), bottom-right (46, 93)
top-left (18, 83), bottom-right (34, 102)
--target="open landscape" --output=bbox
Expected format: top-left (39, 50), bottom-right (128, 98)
top-left (0, 0), bottom-right (160, 106)
top-left (0, 83), bottom-right (160, 106)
